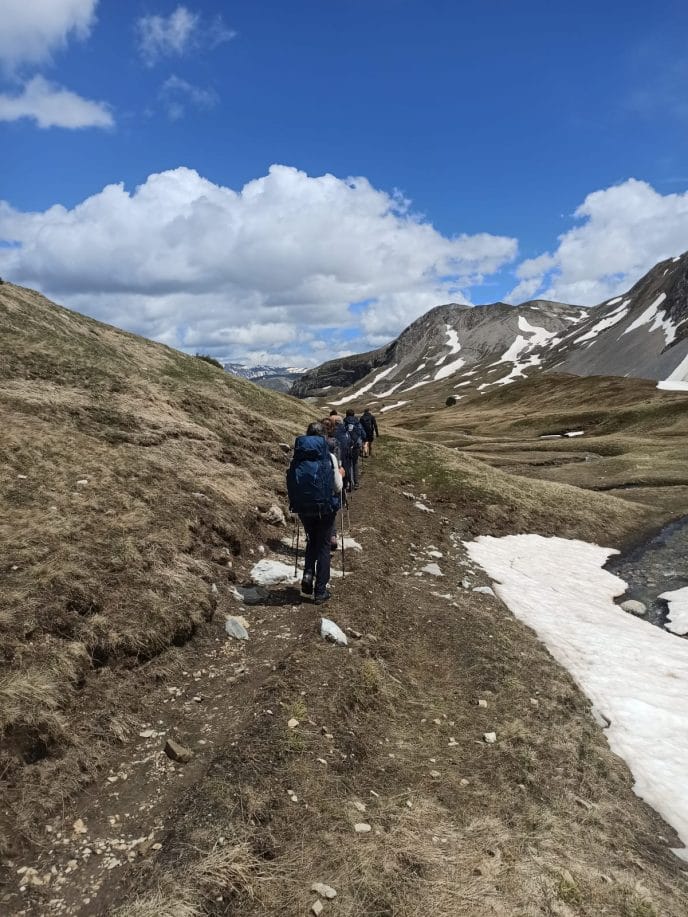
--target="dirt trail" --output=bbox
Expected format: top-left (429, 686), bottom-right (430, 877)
top-left (4, 463), bottom-right (688, 916)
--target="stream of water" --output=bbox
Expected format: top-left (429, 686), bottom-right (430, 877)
top-left (606, 516), bottom-right (688, 632)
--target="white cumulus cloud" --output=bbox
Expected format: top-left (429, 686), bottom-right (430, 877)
top-left (0, 165), bottom-right (517, 363)
top-left (0, 75), bottom-right (112, 129)
top-left (509, 179), bottom-right (688, 305)
top-left (136, 5), bottom-right (235, 66)
top-left (0, 0), bottom-right (97, 71)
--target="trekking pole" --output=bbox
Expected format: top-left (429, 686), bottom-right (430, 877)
top-left (294, 519), bottom-right (300, 579)
top-left (340, 507), bottom-right (346, 576)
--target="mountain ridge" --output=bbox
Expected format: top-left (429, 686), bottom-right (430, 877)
top-left (292, 251), bottom-right (688, 405)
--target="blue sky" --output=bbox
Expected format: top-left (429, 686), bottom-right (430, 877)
top-left (1, 0), bottom-right (688, 365)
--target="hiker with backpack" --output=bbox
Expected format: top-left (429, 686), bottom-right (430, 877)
top-left (287, 421), bottom-right (343, 605)
top-left (360, 407), bottom-right (379, 456)
top-left (322, 416), bottom-right (345, 551)
top-left (331, 415), bottom-right (354, 493)
top-left (344, 408), bottom-right (364, 489)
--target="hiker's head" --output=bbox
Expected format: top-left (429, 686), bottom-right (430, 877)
top-left (306, 421), bottom-right (326, 438)
top-left (329, 409), bottom-right (338, 417)
top-left (322, 417), bottom-right (336, 437)
top-left (345, 408), bottom-right (355, 417)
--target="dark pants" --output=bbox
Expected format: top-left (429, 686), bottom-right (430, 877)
top-left (351, 451), bottom-right (360, 486)
top-left (300, 512), bottom-right (336, 596)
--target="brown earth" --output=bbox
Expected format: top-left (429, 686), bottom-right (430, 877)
top-left (3, 451), bottom-right (688, 916)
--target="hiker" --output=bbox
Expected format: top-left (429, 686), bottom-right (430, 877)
top-left (287, 421), bottom-right (343, 605)
top-left (344, 408), bottom-right (364, 488)
top-left (360, 407), bottom-right (379, 456)
top-left (332, 415), bottom-right (354, 492)
top-left (322, 416), bottom-right (345, 550)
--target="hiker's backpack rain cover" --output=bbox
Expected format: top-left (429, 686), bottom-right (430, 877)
top-left (287, 435), bottom-right (338, 515)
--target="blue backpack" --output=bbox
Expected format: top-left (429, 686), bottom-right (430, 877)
top-left (333, 424), bottom-right (351, 467)
top-left (344, 417), bottom-right (364, 452)
top-left (287, 435), bottom-right (339, 516)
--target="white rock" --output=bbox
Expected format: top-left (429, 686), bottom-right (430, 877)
top-left (311, 883), bottom-right (337, 899)
top-left (354, 823), bottom-right (372, 833)
top-left (620, 599), bottom-right (647, 617)
top-left (225, 617), bottom-right (249, 641)
top-left (311, 901), bottom-right (324, 916)
top-left (473, 586), bottom-right (495, 596)
top-left (478, 699), bottom-right (488, 708)
top-left (320, 618), bottom-right (348, 646)
top-left (261, 504), bottom-right (286, 526)
top-left (414, 501), bottom-right (434, 513)
top-left (288, 718), bottom-right (300, 729)
top-left (483, 732), bottom-right (497, 744)
top-left (420, 563), bottom-right (443, 577)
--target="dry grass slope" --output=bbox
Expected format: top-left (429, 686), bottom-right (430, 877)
top-left (0, 283), bottom-right (311, 854)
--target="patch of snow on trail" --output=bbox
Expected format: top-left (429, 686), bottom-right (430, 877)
top-left (251, 559), bottom-right (297, 585)
top-left (660, 587), bottom-right (688, 636)
top-left (465, 533), bottom-right (688, 861)
top-left (332, 364), bottom-right (398, 405)
top-left (622, 293), bottom-right (676, 345)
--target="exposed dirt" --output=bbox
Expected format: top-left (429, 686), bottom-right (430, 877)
top-left (3, 461), bottom-right (688, 916)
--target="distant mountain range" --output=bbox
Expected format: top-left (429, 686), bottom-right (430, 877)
top-left (224, 362), bottom-right (305, 393)
top-left (292, 251), bottom-right (688, 407)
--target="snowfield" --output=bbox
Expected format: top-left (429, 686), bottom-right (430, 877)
top-left (465, 533), bottom-right (688, 861)
top-left (660, 587), bottom-right (688, 636)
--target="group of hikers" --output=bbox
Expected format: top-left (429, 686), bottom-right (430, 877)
top-left (286, 407), bottom-right (380, 604)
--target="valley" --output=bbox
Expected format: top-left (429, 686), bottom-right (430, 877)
top-left (2, 275), bottom-right (688, 916)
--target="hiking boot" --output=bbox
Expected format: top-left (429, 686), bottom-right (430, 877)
top-left (300, 574), bottom-right (314, 598)
top-left (314, 590), bottom-right (331, 605)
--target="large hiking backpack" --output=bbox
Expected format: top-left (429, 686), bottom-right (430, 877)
top-left (287, 435), bottom-right (338, 516)
top-left (333, 424), bottom-right (352, 467)
top-left (360, 413), bottom-right (374, 437)
top-left (344, 418), bottom-right (364, 454)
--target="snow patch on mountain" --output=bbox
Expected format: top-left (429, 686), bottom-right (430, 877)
top-left (573, 300), bottom-right (630, 345)
top-left (622, 293), bottom-right (676, 345)
top-left (332, 364), bottom-right (398, 405)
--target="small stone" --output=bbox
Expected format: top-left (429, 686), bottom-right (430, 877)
top-left (72, 818), bottom-right (87, 835)
top-left (430, 770), bottom-right (441, 778)
top-left (483, 732), bottom-right (497, 744)
top-left (164, 738), bottom-right (194, 764)
top-left (460, 778), bottom-right (470, 786)
top-left (225, 616), bottom-right (249, 641)
top-left (260, 504), bottom-right (286, 526)
top-left (478, 699), bottom-right (488, 708)
top-left (530, 698), bottom-right (539, 707)
top-left (311, 882), bottom-right (337, 899)
top-left (311, 900), bottom-right (324, 916)
top-left (288, 718), bottom-right (299, 729)
top-left (620, 600), bottom-right (647, 617)
top-left (353, 801), bottom-right (366, 813)
top-left (354, 823), bottom-right (372, 833)
top-left (472, 586), bottom-right (495, 596)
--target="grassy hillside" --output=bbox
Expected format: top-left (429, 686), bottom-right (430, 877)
top-left (0, 283), bottom-right (311, 852)
top-left (381, 374), bottom-right (688, 531)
